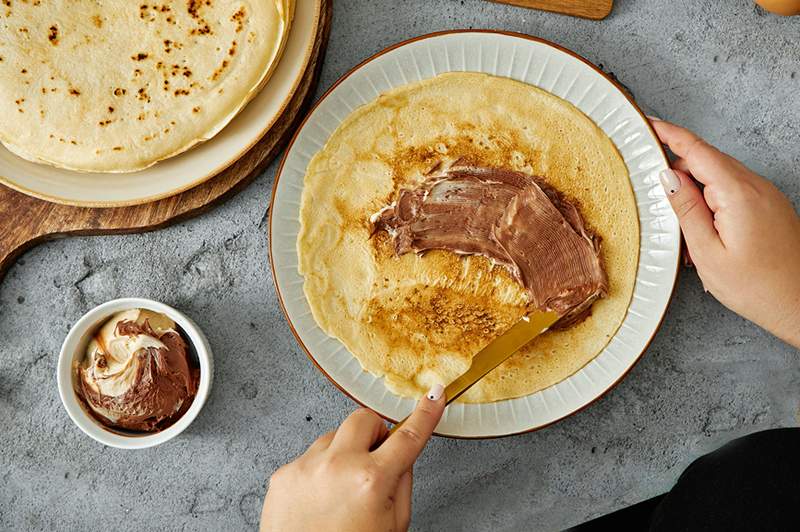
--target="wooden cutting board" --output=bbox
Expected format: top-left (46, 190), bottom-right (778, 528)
top-left (490, 0), bottom-right (613, 19)
top-left (0, 0), bottom-right (332, 284)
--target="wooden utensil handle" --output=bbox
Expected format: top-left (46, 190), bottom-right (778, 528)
top-left (489, 0), bottom-right (613, 20)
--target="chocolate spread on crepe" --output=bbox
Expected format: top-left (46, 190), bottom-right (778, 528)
top-left (373, 165), bottom-right (608, 327)
top-left (76, 313), bottom-right (199, 433)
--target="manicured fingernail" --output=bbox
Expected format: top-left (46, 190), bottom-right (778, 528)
top-left (646, 114), bottom-right (662, 121)
top-left (426, 383), bottom-right (444, 401)
top-left (659, 169), bottom-right (681, 195)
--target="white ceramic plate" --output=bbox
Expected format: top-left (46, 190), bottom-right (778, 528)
top-left (0, 0), bottom-right (322, 207)
top-left (271, 31), bottom-right (680, 438)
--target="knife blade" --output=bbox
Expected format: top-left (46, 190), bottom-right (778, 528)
top-left (386, 309), bottom-right (560, 437)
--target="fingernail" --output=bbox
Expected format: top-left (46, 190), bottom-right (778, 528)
top-left (646, 114), bottom-right (662, 121)
top-left (426, 383), bottom-right (444, 401)
top-left (659, 169), bottom-right (681, 195)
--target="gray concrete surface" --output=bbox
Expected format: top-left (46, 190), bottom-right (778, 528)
top-left (1, 1), bottom-right (799, 530)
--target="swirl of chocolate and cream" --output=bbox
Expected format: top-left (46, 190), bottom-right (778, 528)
top-left (75, 309), bottom-right (198, 432)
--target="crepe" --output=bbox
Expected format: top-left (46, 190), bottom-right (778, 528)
top-left (0, 0), bottom-right (293, 173)
top-left (298, 72), bottom-right (639, 403)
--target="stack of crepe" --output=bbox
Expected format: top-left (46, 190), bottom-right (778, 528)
top-left (0, 0), bottom-right (294, 172)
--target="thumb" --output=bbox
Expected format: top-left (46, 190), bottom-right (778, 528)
top-left (659, 168), bottom-right (722, 253)
top-left (373, 383), bottom-right (446, 476)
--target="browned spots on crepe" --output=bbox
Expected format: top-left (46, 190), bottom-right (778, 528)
top-left (187, 0), bottom-right (213, 36)
top-left (139, 3), bottom-right (172, 22)
top-left (365, 277), bottom-right (521, 356)
top-left (47, 24), bottom-right (58, 45)
top-left (231, 7), bottom-right (246, 31)
top-left (332, 195), bottom-right (368, 235)
top-left (210, 59), bottom-right (229, 81)
top-left (385, 125), bottom-right (541, 189)
top-left (366, 226), bottom-right (524, 356)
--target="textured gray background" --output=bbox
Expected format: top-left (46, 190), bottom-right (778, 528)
top-left (1, 1), bottom-right (799, 530)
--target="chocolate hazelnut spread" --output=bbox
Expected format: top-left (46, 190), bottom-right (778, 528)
top-left (373, 164), bottom-right (608, 327)
top-left (75, 309), bottom-right (199, 433)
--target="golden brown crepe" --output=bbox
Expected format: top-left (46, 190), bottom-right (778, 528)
top-left (298, 72), bottom-right (639, 402)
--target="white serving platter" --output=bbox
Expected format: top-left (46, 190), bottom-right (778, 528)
top-left (270, 30), bottom-right (680, 438)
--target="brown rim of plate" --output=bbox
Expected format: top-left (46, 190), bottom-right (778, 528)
top-left (269, 29), bottom-right (681, 439)
top-left (0, 0), bottom-right (321, 209)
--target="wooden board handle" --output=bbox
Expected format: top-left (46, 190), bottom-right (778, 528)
top-left (489, 0), bottom-right (613, 20)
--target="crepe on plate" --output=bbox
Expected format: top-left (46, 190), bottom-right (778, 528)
top-left (298, 72), bottom-right (639, 403)
top-left (0, 0), bottom-right (293, 173)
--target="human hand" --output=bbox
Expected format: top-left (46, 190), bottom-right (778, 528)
top-left (260, 384), bottom-right (446, 532)
top-left (652, 119), bottom-right (800, 348)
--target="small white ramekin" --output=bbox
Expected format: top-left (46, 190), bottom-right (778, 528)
top-left (57, 298), bottom-right (213, 449)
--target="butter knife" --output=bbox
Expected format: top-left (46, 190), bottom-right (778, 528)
top-left (387, 309), bottom-right (560, 436)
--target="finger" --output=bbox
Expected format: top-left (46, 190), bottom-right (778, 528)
top-left (702, 181), bottom-right (723, 213)
top-left (304, 430), bottom-right (335, 455)
top-left (394, 469), bottom-right (413, 532)
top-left (671, 157), bottom-right (690, 175)
top-left (670, 158), bottom-right (724, 212)
top-left (651, 120), bottom-right (739, 186)
top-left (374, 384), bottom-right (446, 476)
top-left (660, 168), bottom-right (723, 254)
top-left (651, 120), bottom-right (716, 164)
top-left (682, 242), bottom-right (694, 268)
top-left (331, 408), bottom-right (388, 451)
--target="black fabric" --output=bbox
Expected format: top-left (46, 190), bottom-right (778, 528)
top-left (568, 428), bottom-right (800, 532)
top-left (566, 494), bottom-right (664, 531)
top-left (650, 427), bottom-right (800, 531)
